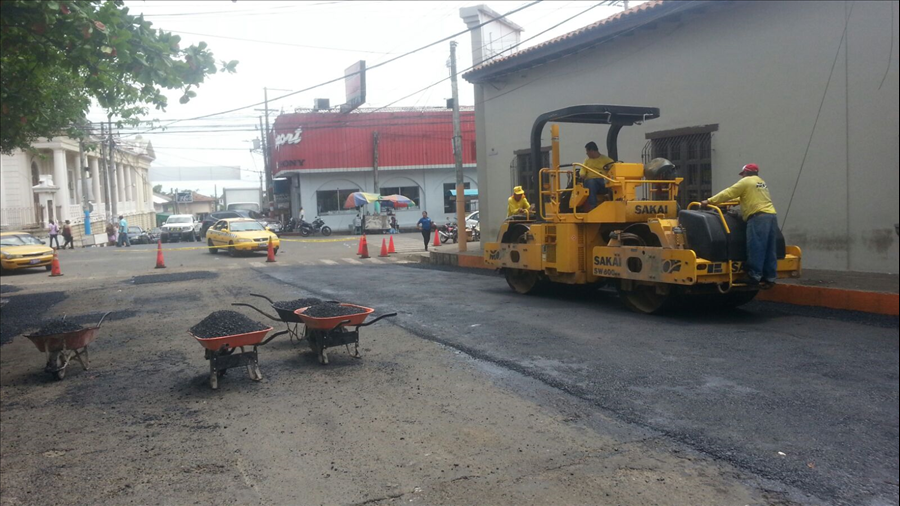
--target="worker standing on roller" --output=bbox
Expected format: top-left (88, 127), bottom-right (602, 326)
top-left (507, 186), bottom-right (532, 218)
top-left (702, 163), bottom-right (778, 288)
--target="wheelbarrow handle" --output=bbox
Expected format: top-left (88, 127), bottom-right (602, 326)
top-left (249, 293), bottom-right (275, 304)
top-left (260, 329), bottom-right (289, 346)
top-left (95, 311), bottom-right (113, 329)
top-left (356, 312), bottom-right (398, 328)
top-left (328, 319), bottom-right (353, 332)
top-left (231, 303), bottom-right (280, 322)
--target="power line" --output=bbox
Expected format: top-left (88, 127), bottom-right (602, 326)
top-left (169, 30), bottom-right (391, 54)
top-left (120, 0), bottom-right (542, 138)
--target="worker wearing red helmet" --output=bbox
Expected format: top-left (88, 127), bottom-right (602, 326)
top-left (701, 163), bottom-right (778, 288)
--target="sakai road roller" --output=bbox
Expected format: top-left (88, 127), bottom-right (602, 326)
top-left (484, 105), bottom-right (802, 314)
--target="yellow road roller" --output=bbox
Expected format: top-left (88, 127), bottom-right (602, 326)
top-left (484, 105), bottom-right (802, 313)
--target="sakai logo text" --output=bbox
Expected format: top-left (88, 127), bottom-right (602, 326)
top-left (634, 205), bottom-right (668, 215)
top-left (663, 259), bottom-right (682, 273)
top-left (593, 255), bottom-right (621, 267)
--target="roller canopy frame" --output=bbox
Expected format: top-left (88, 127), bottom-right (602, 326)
top-left (529, 105), bottom-right (660, 188)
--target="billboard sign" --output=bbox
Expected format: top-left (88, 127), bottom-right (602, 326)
top-left (340, 60), bottom-right (366, 113)
top-left (175, 191), bottom-right (193, 203)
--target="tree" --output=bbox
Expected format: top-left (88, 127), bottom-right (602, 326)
top-left (0, 0), bottom-right (238, 154)
top-left (152, 184), bottom-right (163, 194)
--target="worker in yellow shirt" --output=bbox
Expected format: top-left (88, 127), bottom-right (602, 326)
top-left (507, 186), bottom-right (532, 218)
top-left (580, 142), bottom-right (615, 209)
top-left (702, 163), bottom-right (778, 288)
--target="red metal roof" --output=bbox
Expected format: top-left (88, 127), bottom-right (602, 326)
top-left (464, 0), bottom-right (695, 82)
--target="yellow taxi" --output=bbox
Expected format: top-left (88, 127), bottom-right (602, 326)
top-left (206, 218), bottom-right (280, 256)
top-left (0, 231), bottom-right (55, 272)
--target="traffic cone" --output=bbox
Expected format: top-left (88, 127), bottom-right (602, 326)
top-left (433, 229), bottom-right (441, 247)
top-left (155, 240), bottom-right (166, 269)
top-left (379, 238), bottom-right (389, 257)
top-left (266, 236), bottom-right (276, 263)
top-left (359, 235), bottom-right (370, 258)
top-left (48, 249), bottom-right (63, 277)
top-left (357, 235), bottom-right (365, 255)
top-left (388, 235), bottom-right (396, 254)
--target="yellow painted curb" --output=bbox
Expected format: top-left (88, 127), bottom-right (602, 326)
top-left (114, 237), bottom-right (357, 252)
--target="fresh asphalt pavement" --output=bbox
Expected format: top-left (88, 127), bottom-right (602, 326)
top-left (1, 237), bottom-right (897, 505)
top-left (262, 262), bottom-right (899, 506)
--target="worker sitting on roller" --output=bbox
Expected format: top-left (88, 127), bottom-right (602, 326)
top-left (507, 186), bottom-right (533, 218)
top-left (579, 141), bottom-right (615, 210)
top-left (702, 163), bottom-right (778, 288)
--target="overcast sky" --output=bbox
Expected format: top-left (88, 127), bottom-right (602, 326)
top-left (86, 1), bottom-right (637, 197)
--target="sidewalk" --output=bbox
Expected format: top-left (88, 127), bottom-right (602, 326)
top-left (426, 243), bottom-right (899, 316)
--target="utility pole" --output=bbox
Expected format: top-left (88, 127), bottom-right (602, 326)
top-left (263, 88), bottom-right (274, 215)
top-left (449, 41), bottom-right (466, 252)
top-left (100, 122), bottom-right (110, 216)
top-left (373, 131), bottom-right (379, 195)
top-left (78, 134), bottom-right (91, 236)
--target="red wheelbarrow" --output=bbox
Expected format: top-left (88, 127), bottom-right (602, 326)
top-left (294, 304), bottom-right (396, 365)
top-left (25, 312), bottom-right (111, 381)
top-left (191, 325), bottom-right (288, 390)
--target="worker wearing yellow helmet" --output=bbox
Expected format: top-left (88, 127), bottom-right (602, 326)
top-left (507, 186), bottom-right (532, 218)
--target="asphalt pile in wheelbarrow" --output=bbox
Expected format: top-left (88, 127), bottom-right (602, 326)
top-left (31, 319), bottom-right (84, 337)
top-left (299, 304), bottom-right (364, 318)
top-left (272, 297), bottom-right (322, 312)
top-left (190, 310), bottom-right (268, 339)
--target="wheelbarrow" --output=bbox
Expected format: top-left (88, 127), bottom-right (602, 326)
top-left (191, 324), bottom-right (288, 390)
top-left (238, 294), bottom-right (327, 343)
top-left (294, 304), bottom-right (397, 364)
top-left (25, 312), bottom-right (111, 381)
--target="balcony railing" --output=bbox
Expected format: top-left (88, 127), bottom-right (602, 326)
top-left (0, 206), bottom-right (42, 231)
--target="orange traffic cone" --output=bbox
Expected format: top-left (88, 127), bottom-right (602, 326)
top-left (433, 228), bottom-right (441, 247)
top-left (379, 238), bottom-right (389, 257)
top-left (48, 249), bottom-right (63, 277)
top-left (359, 235), bottom-right (370, 258)
top-left (357, 235), bottom-right (365, 255)
top-left (388, 235), bottom-right (396, 254)
top-left (266, 236), bottom-right (276, 263)
top-left (155, 240), bottom-right (166, 269)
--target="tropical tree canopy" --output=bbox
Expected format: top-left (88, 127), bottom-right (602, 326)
top-left (0, 0), bottom-right (238, 154)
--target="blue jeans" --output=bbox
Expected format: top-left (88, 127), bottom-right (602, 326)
top-left (585, 178), bottom-right (606, 209)
top-left (117, 230), bottom-right (131, 247)
top-left (746, 213), bottom-right (778, 283)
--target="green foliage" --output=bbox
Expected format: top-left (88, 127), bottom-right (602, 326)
top-left (0, 0), bottom-right (239, 154)
top-left (152, 184), bottom-right (163, 194)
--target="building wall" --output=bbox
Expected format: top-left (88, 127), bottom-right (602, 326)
top-left (473, 0), bottom-right (899, 272)
top-left (291, 166), bottom-right (478, 233)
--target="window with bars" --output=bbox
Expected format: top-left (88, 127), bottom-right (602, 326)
top-left (443, 182), bottom-right (471, 213)
top-left (380, 186), bottom-right (420, 208)
top-left (642, 132), bottom-right (712, 208)
top-left (316, 188), bottom-right (358, 214)
top-left (513, 147), bottom-right (551, 205)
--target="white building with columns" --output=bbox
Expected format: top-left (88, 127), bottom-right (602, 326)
top-left (0, 135), bottom-right (156, 240)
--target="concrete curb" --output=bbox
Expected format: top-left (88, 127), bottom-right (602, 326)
top-left (427, 252), bottom-right (899, 316)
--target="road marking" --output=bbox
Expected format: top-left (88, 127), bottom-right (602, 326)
top-left (342, 258), bottom-right (363, 265)
top-left (320, 259), bottom-right (338, 265)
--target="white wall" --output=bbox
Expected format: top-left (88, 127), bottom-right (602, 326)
top-left (473, 0), bottom-right (899, 273)
top-left (291, 167), bottom-right (477, 232)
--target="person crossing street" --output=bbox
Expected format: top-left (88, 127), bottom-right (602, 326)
top-left (417, 211), bottom-right (434, 251)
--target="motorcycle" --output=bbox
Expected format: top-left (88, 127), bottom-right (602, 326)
top-left (299, 217), bottom-right (332, 237)
top-left (438, 220), bottom-right (458, 244)
top-left (282, 217), bottom-right (298, 234)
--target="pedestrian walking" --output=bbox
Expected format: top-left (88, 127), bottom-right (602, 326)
top-left (353, 213), bottom-right (362, 235)
top-left (61, 220), bottom-right (75, 249)
top-left (702, 163), bottom-right (778, 288)
top-left (116, 215), bottom-right (131, 247)
top-left (417, 211), bottom-right (434, 251)
top-left (47, 220), bottom-right (60, 249)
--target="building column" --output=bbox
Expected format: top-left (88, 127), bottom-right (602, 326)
top-left (124, 164), bottom-right (133, 202)
top-left (90, 156), bottom-right (101, 205)
top-left (116, 161), bottom-right (125, 205)
top-left (52, 148), bottom-right (70, 221)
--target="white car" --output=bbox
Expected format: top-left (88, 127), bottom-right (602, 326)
top-left (465, 211), bottom-right (479, 230)
top-left (160, 215), bottom-right (201, 243)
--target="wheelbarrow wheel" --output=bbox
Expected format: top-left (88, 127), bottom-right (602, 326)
top-left (248, 362), bottom-right (263, 381)
top-left (209, 361), bottom-right (219, 390)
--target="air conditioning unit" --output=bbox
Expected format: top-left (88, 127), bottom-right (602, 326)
top-left (313, 98), bottom-right (330, 111)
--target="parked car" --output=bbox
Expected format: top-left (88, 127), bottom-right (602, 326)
top-left (148, 227), bottom-right (162, 243)
top-left (206, 218), bottom-right (280, 256)
top-left (127, 226), bottom-right (151, 245)
top-left (465, 211), bottom-right (479, 230)
top-left (199, 210), bottom-right (266, 237)
top-left (160, 215), bottom-right (200, 243)
top-left (0, 231), bottom-right (54, 272)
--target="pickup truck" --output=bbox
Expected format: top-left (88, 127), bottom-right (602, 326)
top-left (160, 215), bottom-right (201, 243)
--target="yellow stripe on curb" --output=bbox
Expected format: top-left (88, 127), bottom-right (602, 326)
top-left (114, 236), bottom-right (357, 252)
